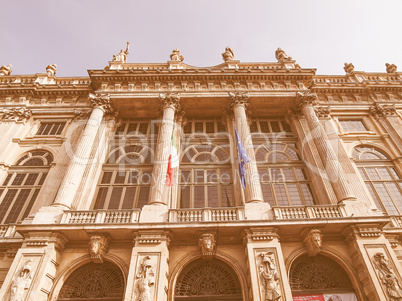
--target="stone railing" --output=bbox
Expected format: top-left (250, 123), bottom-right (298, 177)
top-left (0, 225), bottom-right (18, 238)
top-left (389, 216), bottom-right (402, 228)
top-left (273, 205), bottom-right (347, 220)
top-left (169, 207), bottom-right (245, 223)
top-left (60, 210), bottom-right (141, 224)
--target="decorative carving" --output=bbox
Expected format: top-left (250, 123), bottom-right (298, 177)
top-left (0, 64), bottom-right (12, 76)
top-left (198, 233), bottom-right (216, 260)
top-left (275, 48), bottom-right (292, 63)
top-left (370, 103), bottom-right (397, 118)
top-left (302, 229), bottom-right (322, 256)
top-left (46, 64), bottom-right (57, 76)
top-left (228, 91), bottom-right (250, 108)
top-left (159, 93), bottom-right (181, 111)
top-left (244, 228), bottom-right (278, 243)
top-left (222, 47), bottom-right (235, 62)
top-left (170, 49), bottom-right (184, 62)
top-left (296, 91), bottom-right (318, 108)
top-left (112, 42), bottom-right (130, 63)
top-left (88, 234), bottom-right (110, 263)
top-left (258, 252), bottom-right (281, 301)
top-left (73, 109), bottom-right (92, 120)
top-left (344, 62), bottom-right (355, 74)
top-left (1, 107), bottom-right (31, 122)
top-left (314, 106), bottom-right (331, 118)
top-left (135, 256), bottom-right (155, 301)
top-left (372, 252), bottom-right (402, 299)
top-left (89, 93), bottom-right (114, 114)
top-left (9, 260), bottom-right (33, 301)
top-left (386, 63), bottom-right (397, 73)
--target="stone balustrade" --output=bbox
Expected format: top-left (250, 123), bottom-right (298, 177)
top-left (60, 209), bottom-right (141, 224)
top-left (390, 216), bottom-right (402, 228)
top-left (273, 205), bottom-right (347, 220)
top-left (169, 207), bottom-right (245, 223)
top-left (0, 225), bottom-right (17, 237)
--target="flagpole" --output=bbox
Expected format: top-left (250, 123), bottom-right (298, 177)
top-left (232, 117), bottom-right (246, 207)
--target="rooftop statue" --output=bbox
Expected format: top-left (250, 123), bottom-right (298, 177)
top-left (275, 48), bottom-right (292, 63)
top-left (46, 64), bottom-right (57, 76)
top-left (170, 49), bottom-right (184, 62)
top-left (222, 47), bottom-right (235, 62)
top-left (344, 62), bottom-right (354, 74)
top-left (112, 42), bottom-right (130, 63)
top-left (0, 64), bottom-right (12, 76)
top-left (386, 63), bottom-right (397, 73)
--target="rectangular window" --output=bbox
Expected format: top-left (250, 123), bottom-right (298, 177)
top-left (36, 122), bottom-right (65, 135)
top-left (339, 120), bottom-right (368, 132)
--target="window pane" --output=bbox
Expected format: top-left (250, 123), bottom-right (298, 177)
top-left (295, 169), bottom-right (307, 180)
top-left (282, 169), bottom-right (295, 181)
top-left (390, 168), bottom-right (400, 179)
top-left (207, 186), bottom-right (219, 207)
top-left (282, 122), bottom-right (292, 133)
top-left (180, 171), bottom-right (191, 185)
top-left (386, 183), bottom-right (402, 209)
top-left (5, 189), bottom-right (31, 223)
top-left (259, 122), bottom-right (269, 133)
top-left (138, 123), bottom-right (148, 134)
top-left (183, 123), bottom-right (192, 134)
top-left (194, 170), bottom-right (204, 183)
top-left (101, 172), bottom-right (113, 184)
top-left (206, 170), bottom-right (218, 183)
top-left (270, 121), bottom-right (280, 132)
top-left (377, 168), bottom-right (392, 180)
top-left (2, 174), bottom-right (13, 186)
top-left (287, 184), bottom-right (301, 205)
top-left (22, 189), bottom-right (40, 220)
top-left (195, 122), bottom-right (203, 133)
top-left (194, 186), bottom-right (205, 208)
top-left (301, 184), bottom-right (314, 205)
top-left (206, 122), bottom-right (214, 133)
top-left (220, 170), bottom-right (232, 184)
top-left (180, 186), bottom-right (191, 208)
top-left (366, 168), bottom-right (381, 180)
top-left (24, 174), bottom-right (39, 185)
top-left (261, 184), bottom-right (274, 206)
top-left (38, 173), bottom-right (47, 185)
top-left (114, 172), bottom-right (126, 184)
top-left (274, 184), bottom-right (288, 206)
top-left (136, 187), bottom-right (150, 209)
top-left (108, 187), bottom-right (123, 209)
top-left (358, 168), bottom-right (368, 181)
top-left (366, 183), bottom-right (384, 212)
top-left (94, 187), bottom-right (109, 209)
top-left (0, 190), bottom-right (18, 222)
top-left (122, 187), bottom-right (136, 209)
top-left (12, 174), bottom-right (26, 185)
top-left (128, 170), bottom-right (139, 184)
top-left (373, 183), bottom-right (399, 215)
top-left (221, 186), bottom-right (233, 207)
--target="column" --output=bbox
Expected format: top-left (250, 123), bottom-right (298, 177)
top-left (229, 92), bottom-right (264, 203)
top-left (148, 93), bottom-right (180, 205)
top-left (243, 227), bottom-right (293, 300)
top-left (297, 92), bottom-right (356, 203)
top-left (52, 93), bottom-right (114, 209)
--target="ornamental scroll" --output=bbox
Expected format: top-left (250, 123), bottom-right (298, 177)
top-left (372, 252), bottom-right (402, 300)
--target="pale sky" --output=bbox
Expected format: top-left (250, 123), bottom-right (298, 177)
top-left (1, 0), bottom-right (401, 77)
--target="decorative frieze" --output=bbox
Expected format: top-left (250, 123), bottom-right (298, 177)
top-left (370, 103), bottom-right (397, 118)
top-left (134, 231), bottom-right (171, 246)
top-left (244, 228), bottom-right (279, 243)
top-left (198, 233), bottom-right (216, 261)
top-left (0, 107), bottom-right (31, 123)
top-left (372, 252), bottom-right (402, 299)
top-left (88, 234), bottom-right (110, 263)
top-left (301, 228), bottom-right (322, 257)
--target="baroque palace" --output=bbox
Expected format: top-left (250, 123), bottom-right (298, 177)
top-left (0, 45), bottom-right (401, 301)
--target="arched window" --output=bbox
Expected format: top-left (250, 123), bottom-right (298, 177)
top-left (94, 142), bottom-right (154, 210)
top-left (0, 150), bottom-right (53, 224)
top-left (175, 258), bottom-right (243, 300)
top-left (255, 142), bottom-right (315, 206)
top-left (57, 261), bottom-right (124, 300)
top-left (353, 146), bottom-right (402, 215)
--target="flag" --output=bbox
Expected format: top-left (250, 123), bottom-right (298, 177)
top-left (235, 126), bottom-right (249, 189)
top-left (166, 129), bottom-right (179, 186)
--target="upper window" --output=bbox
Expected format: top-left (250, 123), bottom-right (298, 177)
top-left (115, 121), bottom-right (158, 137)
top-left (250, 119), bottom-right (293, 136)
top-left (339, 120), bottom-right (368, 132)
top-left (0, 151), bottom-right (53, 224)
top-left (36, 122), bottom-right (65, 135)
top-left (353, 146), bottom-right (402, 215)
top-left (183, 120), bottom-right (226, 135)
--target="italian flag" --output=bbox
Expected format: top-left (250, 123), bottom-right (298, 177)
top-left (166, 130), bottom-right (179, 186)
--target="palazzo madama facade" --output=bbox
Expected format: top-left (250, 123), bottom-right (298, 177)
top-left (0, 46), bottom-right (401, 301)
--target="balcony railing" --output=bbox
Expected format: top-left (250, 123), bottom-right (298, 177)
top-left (272, 205), bottom-right (347, 220)
top-left (169, 207), bottom-right (245, 223)
top-left (0, 225), bottom-right (18, 238)
top-left (60, 209), bottom-right (141, 224)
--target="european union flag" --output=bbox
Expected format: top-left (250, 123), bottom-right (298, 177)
top-left (235, 126), bottom-right (249, 189)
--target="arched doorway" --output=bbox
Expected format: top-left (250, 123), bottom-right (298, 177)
top-left (174, 258), bottom-right (243, 301)
top-left (290, 254), bottom-right (357, 300)
top-left (57, 261), bottom-right (125, 301)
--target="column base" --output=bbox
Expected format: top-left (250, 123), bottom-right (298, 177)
top-left (26, 205), bottom-right (65, 224)
top-left (244, 201), bottom-right (272, 220)
top-left (139, 204), bottom-right (169, 223)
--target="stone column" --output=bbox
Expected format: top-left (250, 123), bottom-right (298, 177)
top-left (0, 232), bottom-right (67, 301)
top-left (243, 227), bottom-right (292, 301)
top-left (229, 92), bottom-right (264, 204)
top-left (297, 92), bottom-right (356, 203)
top-left (148, 93), bottom-right (180, 206)
top-left (124, 230), bottom-right (170, 301)
top-left (52, 93), bottom-right (114, 209)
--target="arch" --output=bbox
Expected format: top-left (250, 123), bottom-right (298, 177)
top-left (106, 144), bottom-right (154, 164)
top-left (14, 150), bottom-right (54, 166)
top-left (181, 144), bottom-right (230, 164)
top-left (254, 143), bottom-right (300, 163)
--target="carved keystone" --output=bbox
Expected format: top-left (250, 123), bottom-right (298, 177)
top-left (302, 228), bottom-right (322, 257)
top-left (89, 234), bottom-right (110, 263)
top-left (198, 233), bottom-right (216, 261)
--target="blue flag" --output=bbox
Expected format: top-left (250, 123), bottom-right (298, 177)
top-left (235, 126), bottom-right (249, 189)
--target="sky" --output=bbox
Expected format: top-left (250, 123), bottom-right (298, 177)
top-left (1, 0), bottom-right (401, 77)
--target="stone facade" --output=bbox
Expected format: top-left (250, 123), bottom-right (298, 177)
top-left (0, 48), bottom-right (401, 300)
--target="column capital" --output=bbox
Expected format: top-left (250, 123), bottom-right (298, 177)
top-left (159, 93), bottom-right (181, 111)
top-left (370, 103), bottom-right (397, 119)
top-left (228, 91), bottom-right (250, 109)
top-left (0, 107), bottom-right (31, 123)
top-left (315, 105), bottom-right (331, 118)
top-left (296, 91), bottom-right (318, 108)
top-left (89, 93), bottom-right (114, 113)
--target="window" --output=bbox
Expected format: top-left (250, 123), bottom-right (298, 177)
top-left (0, 151), bottom-right (52, 224)
top-left (339, 120), bottom-right (368, 132)
top-left (353, 146), bottom-right (402, 215)
top-left (183, 119), bottom-right (226, 135)
top-left (36, 122), bottom-right (65, 135)
top-left (115, 120), bottom-right (158, 137)
top-left (250, 118), bottom-right (293, 136)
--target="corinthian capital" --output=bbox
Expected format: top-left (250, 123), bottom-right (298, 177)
top-left (1, 107), bottom-right (31, 123)
top-left (296, 91), bottom-right (318, 108)
top-left (89, 93), bottom-right (114, 114)
top-left (159, 93), bottom-right (181, 111)
top-left (370, 103), bottom-right (397, 119)
top-left (228, 92), bottom-right (250, 109)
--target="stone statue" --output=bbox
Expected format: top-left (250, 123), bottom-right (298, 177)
top-left (136, 256), bottom-right (155, 301)
top-left (275, 48), bottom-right (292, 63)
top-left (222, 47), bottom-right (235, 62)
top-left (170, 49), bottom-right (184, 62)
top-left (0, 64), bottom-right (12, 76)
top-left (112, 42), bottom-right (130, 63)
top-left (88, 234), bottom-right (110, 263)
top-left (9, 260), bottom-right (33, 301)
top-left (344, 62), bottom-right (354, 74)
top-left (259, 252), bottom-right (281, 301)
top-left (46, 64), bottom-right (57, 76)
top-left (302, 229), bottom-right (322, 256)
top-left (199, 233), bottom-right (216, 260)
top-left (386, 63), bottom-right (397, 73)
top-left (372, 252), bottom-right (402, 299)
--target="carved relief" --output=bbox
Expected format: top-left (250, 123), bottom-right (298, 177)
top-left (198, 233), bottom-right (216, 261)
top-left (296, 91), bottom-right (318, 108)
top-left (89, 93), bottom-right (114, 114)
top-left (302, 229), bottom-right (322, 257)
top-left (88, 234), bottom-right (110, 263)
top-left (228, 91), bottom-right (250, 109)
top-left (135, 256), bottom-right (155, 301)
top-left (372, 252), bottom-right (402, 299)
top-left (222, 47), bottom-right (235, 62)
top-left (258, 252), bottom-right (281, 301)
top-left (344, 62), bottom-right (355, 74)
top-left (1, 64), bottom-right (13, 76)
top-left (314, 106), bottom-right (331, 118)
top-left (159, 93), bottom-right (181, 111)
top-left (112, 42), bottom-right (130, 63)
top-left (170, 49), bottom-right (184, 62)
top-left (1, 107), bottom-right (31, 122)
top-left (275, 48), bottom-right (292, 63)
top-left (370, 103), bottom-right (397, 118)
top-left (46, 64), bottom-right (57, 76)
top-left (9, 260), bottom-right (33, 301)
top-left (386, 63), bottom-right (397, 73)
